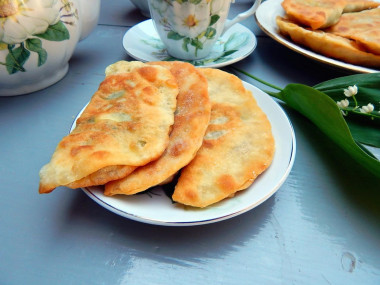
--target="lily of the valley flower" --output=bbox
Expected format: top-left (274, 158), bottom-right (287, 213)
top-left (344, 85), bottom-right (358, 97)
top-left (0, 0), bottom-right (60, 45)
top-left (360, 103), bottom-right (374, 113)
top-left (337, 99), bottom-right (350, 116)
top-left (337, 99), bottom-right (349, 109)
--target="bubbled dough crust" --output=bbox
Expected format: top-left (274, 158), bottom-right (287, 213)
top-left (326, 8), bottom-right (380, 55)
top-left (39, 62), bottom-right (178, 193)
top-left (276, 16), bottom-right (380, 67)
top-left (281, 0), bottom-right (347, 30)
top-left (65, 62), bottom-right (151, 189)
top-left (172, 68), bottom-right (275, 208)
top-left (104, 61), bottom-right (211, 196)
top-left (343, 0), bottom-right (380, 13)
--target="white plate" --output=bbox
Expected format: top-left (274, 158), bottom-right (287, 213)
top-left (255, 0), bottom-right (380, 74)
top-left (72, 82), bottom-right (296, 226)
top-left (123, 19), bottom-right (257, 68)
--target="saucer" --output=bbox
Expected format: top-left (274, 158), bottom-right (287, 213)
top-left (123, 19), bottom-right (257, 68)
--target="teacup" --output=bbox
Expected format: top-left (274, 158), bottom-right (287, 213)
top-left (148, 0), bottom-right (261, 60)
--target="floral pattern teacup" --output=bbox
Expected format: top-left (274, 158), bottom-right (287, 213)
top-left (148, 0), bottom-right (260, 60)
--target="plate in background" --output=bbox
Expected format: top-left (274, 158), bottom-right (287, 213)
top-left (255, 0), bottom-right (380, 74)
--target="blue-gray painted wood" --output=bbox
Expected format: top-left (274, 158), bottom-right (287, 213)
top-left (1, 1), bottom-right (379, 284)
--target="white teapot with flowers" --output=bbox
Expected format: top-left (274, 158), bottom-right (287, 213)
top-left (0, 0), bottom-right (100, 96)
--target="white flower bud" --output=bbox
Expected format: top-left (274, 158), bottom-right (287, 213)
top-left (337, 99), bottom-right (349, 108)
top-left (344, 85), bottom-right (358, 97)
top-left (360, 103), bottom-right (374, 113)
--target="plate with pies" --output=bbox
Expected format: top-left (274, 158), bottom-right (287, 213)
top-left (255, 0), bottom-right (380, 73)
top-left (77, 82), bottom-right (295, 226)
top-left (122, 19), bottom-right (257, 68)
top-left (39, 61), bottom-right (295, 226)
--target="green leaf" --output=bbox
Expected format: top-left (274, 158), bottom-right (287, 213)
top-left (167, 31), bottom-right (185, 40)
top-left (222, 49), bottom-right (238, 57)
top-left (6, 44), bottom-right (30, 74)
top-left (214, 57), bottom-right (231, 64)
top-left (314, 73), bottom-right (380, 106)
top-left (209, 15), bottom-right (220, 26)
top-left (314, 73), bottom-right (380, 91)
top-left (205, 27), bottom-right (217, 39)
top-left (190, 0), bottom-right (202, 3)
top-left (182, 37), bottom-right (190, 52)
top-left (224, 33), bottom-right (249, 51)
top-left (347, 118), bottom-right (380, 147)
top-left (25, 38), bottom-right (47, 66)
top-left (36, 21), bottom-right (70, 41)
top-left (231, 68), bottom-right (380, 177)
top-left (141, 37), bottom-right (165, 49)
top-left (276, 84), bottom-right (380, 178)
top-left (191, 38), bottom-right (203, 49)
top-left (192, 60), bottom-right (206, 66)
top-left (313, 73), bottom-right (380, 147)
top-left (356, 142), bottom-right (378, 159)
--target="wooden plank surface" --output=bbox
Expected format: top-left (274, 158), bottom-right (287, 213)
top-left (0, 1), bottom-right (379, 284)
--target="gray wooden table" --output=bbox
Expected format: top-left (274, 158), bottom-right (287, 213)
top-left (1, 1), bottom-right (379, 284)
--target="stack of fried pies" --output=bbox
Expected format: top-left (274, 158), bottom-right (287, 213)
top-left (39, 61), bottom-right (275, 208)
top-left (278, 0), bottom-right (380, 67)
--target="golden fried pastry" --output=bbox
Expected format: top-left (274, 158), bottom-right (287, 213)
top-left (343, 0), bottom-right (380, 12)
top-left (326, 8), bottom-right (380, 55)
top-left (65, 165), bottom-right (136, 189)
top-left (172, 68), bottom-right (275, 208)
top-left (62, 62), bottom-right (152, 189)
top-left (39, 62), bottom-right (178, 193)
top-left (276, 16), bottom-right (380, 67)
top-left (105, 61), bottom-right (146, 75)
top-left (104, 61), bottom-right (211, 196)
top-left (281, 0), bottom-right (347, 30)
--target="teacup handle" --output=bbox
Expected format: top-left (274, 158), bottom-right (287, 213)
top-left (222, 0), bottom-right (262, 34)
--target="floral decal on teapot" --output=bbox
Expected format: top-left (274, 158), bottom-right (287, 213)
top-left (0, 0), bottom-right (78, 74)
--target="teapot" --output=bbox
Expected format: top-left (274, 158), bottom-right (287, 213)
top-left (0, 0), bottom-right (101, 96)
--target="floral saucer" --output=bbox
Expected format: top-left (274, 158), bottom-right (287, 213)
top-left (123, 19), bottom-right (257, 68)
